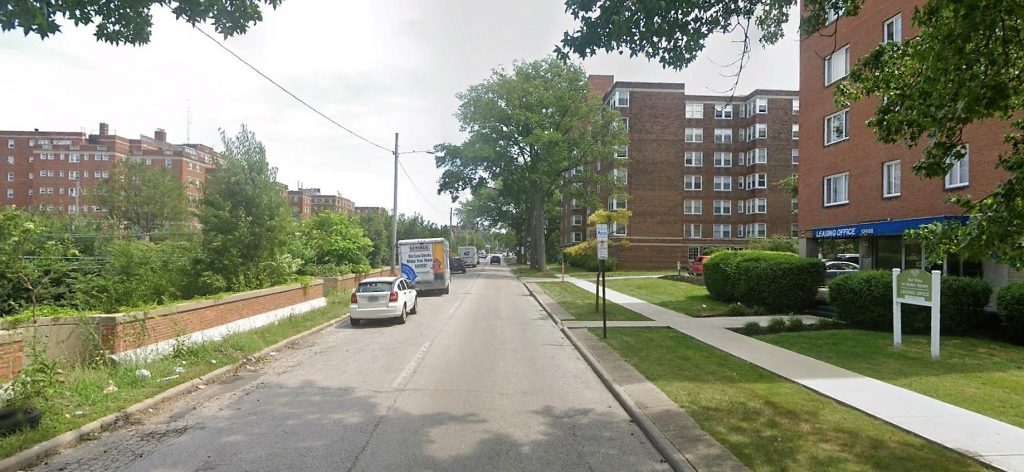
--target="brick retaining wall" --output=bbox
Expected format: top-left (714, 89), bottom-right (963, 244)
top-left (0, 331), bottom-right (24, 381)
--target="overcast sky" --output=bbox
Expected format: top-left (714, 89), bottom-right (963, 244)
top-left (0, 0), bottom-right (799, 225)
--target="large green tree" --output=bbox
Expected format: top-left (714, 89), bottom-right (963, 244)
top-left (90, 159), bottom-right (190, 236)
top-left (298, 211), bottom-right (372, 275)
top-left (434, 57), bottom-right (627, 271)
top-left (198, 125), bottom-right (294, 292)
top-left (559, 0), bottom-right (1024, 268)
top-left (0, 0), bottom-right (283, 45)
top-left (0, 209), bottom-right (78, 316)
top-left (357, 211), bottom-right (393, 268)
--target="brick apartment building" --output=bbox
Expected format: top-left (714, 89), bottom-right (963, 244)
top-left (354, 206), bottom-right (388, 215)
top-left (797, 0), bottom-right (1018, 286)
top-left (561, 75), bottom-right (799, 269)
top-left (287, 187), bottom-right (355, 219)
top-left (0, 123), bottom-right (217, 215)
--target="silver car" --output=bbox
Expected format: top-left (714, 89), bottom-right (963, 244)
top-left (350, 277), bottom-right (418, 326)
top-left (825, 261), bottom-right (860, 280)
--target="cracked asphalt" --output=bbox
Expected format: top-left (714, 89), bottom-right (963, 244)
top-left (32, 265), bottom-right (669, 471)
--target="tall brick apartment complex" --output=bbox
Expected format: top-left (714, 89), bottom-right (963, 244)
top-left (287, 187), bottom-right (355, 219)
top-left (0, 123), bottom-right (217, 214)
top-left (797, 0), bottom-right (1018, 286)
top-left (560, 76), bottom-right (799, 269)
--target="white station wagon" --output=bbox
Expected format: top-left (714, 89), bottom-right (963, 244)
top-left (349, 277), bottom-right (418, 326)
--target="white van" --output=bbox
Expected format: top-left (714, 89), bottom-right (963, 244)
top-left (397, 238), bottom-right (451, 295)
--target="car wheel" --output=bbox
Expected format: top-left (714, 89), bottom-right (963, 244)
top-left (443, 286), bottom-right (450, 295)
top-left (350, 317), bottom-right (361, 326)
top-left (397, 305), bottom-right (407, 324)
top-left (410, 299), bottom-right (418, 314)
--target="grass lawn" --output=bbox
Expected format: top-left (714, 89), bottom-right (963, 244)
top-left (760, 329), bottom-right (1024, 429)
top-left (510, 264), bottom-right (557, 279)
top-left (536, 282), bottom-right (650, 321)
top-left (562, 266), bottom-right (676, 278)
top-left (596, 328), bottom-right (987, 471)
top-left (604, 278), bottom-right (729, 317)
top-left (0, 295), bottom-right (350, 459)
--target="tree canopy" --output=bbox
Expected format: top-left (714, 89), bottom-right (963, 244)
top-left (90, 158), bottom-right (190, 236)
top-left (0, 0), bottom-right (283, 45)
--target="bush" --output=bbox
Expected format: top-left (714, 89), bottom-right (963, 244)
top-left (705, 251), bottom-right (824, 313)
top-left (562, 241), bottom-right (617, 272)
top-left (766, 317), bottom-right (788, 333)
top-left (785, 316), bottom-right (805, 331)
top-left (725, 302), bottom-right (755, 317)
top-left (997, 282), bottom-right (1024, 342)
top-left (747, 235), bottom-right (798, 254)
top-left (830, 271), bottom-right (993, 334)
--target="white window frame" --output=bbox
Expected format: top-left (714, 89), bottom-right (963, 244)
top-left (713, 176), bottom-right (733, 192)
top-left (6, 139), bottom-right (13, 149)
top-left (713, 224), bottom-right (732, 239)
top-left (737, 199), bottom-right (745, 214)
top-left (5, 172), bottom-right (12, 182)
top-left (684, 175), bottom-right (703, 191)
top-left (791, 198), bottom-right (799, 213)
top-left (884, 14), bottom-right (903, 44)
top-left (613, 168), bottom-right (628, 185)
top-left (825, 109), bottom-right (850, 145)
top-left (713, 200), bottom-right (732, 216)
top-left (685, 224), bottom-right (703, 239)
top-left (791, 148), bottom-right (799, 164)
top-left (685, 128), bottom-right (704, 143)
top-left (614, 90), bottom-right (630, 108)
top-left (615, 145), bottom-right (629, 159)
top-left (792, 98), bottom-right (800, 115)
top-left (611, 222), bottom-right (627, 236)
top-left (792, 124), bottom-right (800, 140)
top-left (572, 232), bottom-right (583, 243)
top-left (684, 151), bottom-right (703, 167)
top-left (714, 103), bottom-right (733, 119)
top-left (5, 189), bottom-right (11, 198)
top-left (753, 223), bottom-right (767, 239)
top-left (756, 97), bottom-right (768, 114)
top-left (944, 146), bottom-right (970, 189)
top-left (685, 103), bottom-right (704, 119)
top-left (609, 195), bottom-right (628, 210)
top-left (572, 214), bottom-right (584, 226)
top-left (755, 123), bottom-right (768, 139)
top-left (824, 172), bottom-right (850, 206)
top-left (752, 148), bottom-right (768, 165)
top-left (683, 199), bottom-right (703, 215)
top-left (713, 152), bottom-right (732, 168)
top-left (738, 152), bottom-right (746, 166)
top-left (69, 153), bottom-right (79, 163)
top-left (883, 160), bottom-right (901, 197)
top-left (825, 46), bottom-right (851, 85)
top-left (714, 128), bottom-right (733, 144)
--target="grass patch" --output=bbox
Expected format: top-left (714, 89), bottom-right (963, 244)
top-left (0, 294), bottom-right (350, 459)
top-left (510, 264), bottom-right (557, 279)
top-left (563, 266), bottom-right (675, 278)
top-left (596, 328), bottom-right (986, 471)
top-left (604, 278), bottom-right (730, 317)
top-left (536, 282), bottom-right (650, 321)
top-left (759, 329), bottom-right (1024, 429)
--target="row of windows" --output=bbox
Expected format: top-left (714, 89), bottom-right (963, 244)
top-left (683, 174), bottom-right (768, 191)
top-left (684, 223), bottom-right (767, 239)
top-left (25, 152), bottom-right (112, 162)
top-left (822, 148), bottom-right (970, 206)
top-left (683, 149), bottom-right (797, 167)
top-left (610, 91), bottom-right (800, 118)
top-left (683, 198), bottom-right (771, 215)
top-left (7, 170), bottom-right (110, 181)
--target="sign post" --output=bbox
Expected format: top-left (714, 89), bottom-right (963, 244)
top-left (892, 268), bottom-right (942, 360)
top-left (596, 224), bottom-right (609, 338)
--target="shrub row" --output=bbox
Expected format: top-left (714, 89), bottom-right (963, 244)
top-left (562, 240), bottom-right (617, 272)
top-left (997, 282), bottom-right (1024, 342)
top-left (704, 251), bottom-right (825, 313)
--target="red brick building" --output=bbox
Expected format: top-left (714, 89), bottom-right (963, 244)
top-left (561, 76), bottom-right (799, 269)
top-left (0, 123), bottom-right (217, 215)
top-left (287, 187), bottom-right (355, 219)
top-left (797, 0), bottom-right (1017, 286)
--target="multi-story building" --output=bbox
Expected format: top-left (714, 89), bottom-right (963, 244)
top-left (0, 123), bottom-right (217, 215)
top-left (311, 193), bottom-right (354, 214)
top-left (561, 75), bottom-right (799, 269)
top-left (797, 0), bottom-right (1016, 285)
top-left (287, 190), bottom-right (314, 219)
top-left (354, 206), bottom-right (388, 215)
top-left (287, 187), bottom-right (355, 218)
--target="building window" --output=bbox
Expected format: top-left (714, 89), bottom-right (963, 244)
top-left (713, 176), bottom-right (733, 192)
top-left (791, 223), bottom-right (800, 238)
top-left (945, 146), bottom-right (970, 189)
top-left (824, 172), bottom-right (850, 206)
top-left (752, 148), bottom-right (767, 165)
top-left (5, 189), bottom-right (11, 198)
top-left (883, 160), bottom-right (901, 197)
top-left (713, 224), bottom-right (732, 239)
top-left (68, 205), bottom-right (77, 214)
top-left (685, 128), bottom-right (704, 143)
top-left (684, 151), bottom-right (703, 167)
top-left (756, 123), bottom-right (768, 139)
top-left (825, 109), bottom-right (850, 145)
top-left (884, 14), bottom-right (903, 44)
top-left (621, 117), bottom-right (629, 131)
top-left (747, 173), bottom-right (768, 189)
top-left (613, 168), bottom-right (628, 185)
top-left (736, 199), bottom-right (745, 213)
top-left (5, 172), bottom-right (12, 182)
top-left (688, 247), bottom-right (701, 261)
top-left (714, 104), bottom-right (733, 119)
top-left (572, 232), bottom-right (583, 243)
top-left (714, 129), bottom-right (733, 144)
top-left (572, 214), bottom-right (584, 226)
top-left (69, 171), bottom-right (79, 180)
top-left (69, 153), bottom-right (79, 163)
top-left (750, 223), bottom-right (767, 239)
top-left (825, 46), bottom-right (851, 85)
top-left (825, 4), bottom-right (844, 24)
top-left (792, 98), bottom-right (800, 114)
top-left (751, 97), bottom-right (768, 114)
top-left (685, 224), bottom-right (703, 239)
top-left (684, 199), bottom-right (703, 215)
top-left (6, 139), bottom-right (13, 149)
top-left (94, 171), bottom-right (102, 178)
top-left (611, 222), bottom-right (627, 236)
top-left (792, 124), bottom-right (800, 140)
top-left (713, 200), bottom-right (732, 215)
top-left (791, 148), bottom-right (799, 164)
top-left (684, 175), bottom-right (703, 191)
top-left (571, 198), bottom-right (582, 209)
top-left (746, 198), bottom-right (767, 214)
top-left (737, 151), bottom-right (746, 166)
top-left (69, 187), bottom-right (78, 197)
top-left (713, 152), bottom-right (732, 168)
top-left (165, 159), bottom-right (173, 167)
top-left (609, 195), bottom-right (628, 210)
top-left (685, 103), bottom-right (704, 119)
top-left (615, 145), bottom-right (629, 158)
top-left (5, 156), bottom-right (12, 165)
top-left (791, 198), bottom-right (799, 213)
top-left (613, 90), bottom-right (630, 108)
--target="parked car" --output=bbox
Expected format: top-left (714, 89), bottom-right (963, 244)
top-left (490, 255), bottom-right (501, 265)
top-left (689, 255), bottom-right (711, 276)
top-left (449, 256), bottom-right (467, 274)
top-left (834, 253), bottom-right (861, 265)
top-left (825, 261), bottom-right (860, 280)
top-left (350, 277), bottom-right (417, 326)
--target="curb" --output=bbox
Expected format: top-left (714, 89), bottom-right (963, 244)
top-left (0, 312), bottom-right (350, 472)
top-left (523, 283), bottom-right (694, 472)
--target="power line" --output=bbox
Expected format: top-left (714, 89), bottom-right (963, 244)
top-left (195, 27), bottom-right (393, 154)
top-left (397, 159), bottom-right (448, 217)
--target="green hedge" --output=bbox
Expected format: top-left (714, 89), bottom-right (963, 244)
top-left (997, 282), bottom-right (1024, 342)
top-left (704, 251), bottom-right (824, 313)
top-left (829, 271), bottom-right (993, 334)
top-left (563, 251), bottom-right (617, 272)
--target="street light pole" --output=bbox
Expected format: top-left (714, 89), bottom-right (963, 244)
top-left (390, 132), bottom-right (399, 275)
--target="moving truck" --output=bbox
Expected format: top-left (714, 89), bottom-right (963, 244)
top-left (458, 246), bottom-right (478, 268)
top-left (398, 238), bottom-right (451, 295)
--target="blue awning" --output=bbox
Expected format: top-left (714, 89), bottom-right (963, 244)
top-left (811, 215), bottom-right (969, 240)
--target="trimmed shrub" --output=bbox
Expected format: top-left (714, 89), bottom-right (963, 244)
top-left (938, 276), bottom-right (992, 334)
top-left (766, 317), bottom-right (788, 333)
top-left (705, 251), bottom-right (824, 313)
top-left (725, 302), bottom-right (755, 317)
top-left (785, 316), bottom-right (805, 331)
top-left (997, 282), bottom-right (1024, 342)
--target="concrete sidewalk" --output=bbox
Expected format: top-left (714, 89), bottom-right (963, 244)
top-left (563, 275), bottom-right (1024, 472)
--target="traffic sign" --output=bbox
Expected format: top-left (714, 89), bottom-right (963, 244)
top-left (597, 240), bottom-right (609, 260)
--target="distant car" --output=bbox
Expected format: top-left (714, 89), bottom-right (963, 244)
top-left (835, 253), bottom-right (861, 265)
top-left (490, 255), bottom-right (501, 265)
top-left (349, 276), bottom-right (417, 326)
top-left (449, 257), bottom-right (467, 274)
top-left (825, 261), bottom-right (860, 280)
top-left (478, 250), bottom-right (486, 259)
top-left (689, 255), bottom-right (711, 276)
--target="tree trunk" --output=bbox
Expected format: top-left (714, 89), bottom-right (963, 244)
top-left (529, 195), bottom-right (547, 271)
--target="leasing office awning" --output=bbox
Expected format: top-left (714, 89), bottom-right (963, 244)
top-left (811, 215), bottom-right (969, 239)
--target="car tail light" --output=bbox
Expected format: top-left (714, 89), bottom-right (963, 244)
top-left (350, 292), bottom-right (358, 304)
top-left (389, 291), bottom-right (399, 302)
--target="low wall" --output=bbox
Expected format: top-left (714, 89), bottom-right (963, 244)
top-left (0, 331), bottom-right (24, 381)
top-left (323, 267), bottom-right (396, 297)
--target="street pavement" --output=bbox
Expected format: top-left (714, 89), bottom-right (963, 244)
top-left (33, 265), bottom-right (669, 472)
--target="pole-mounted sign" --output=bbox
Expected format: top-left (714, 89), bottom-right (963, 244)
top-left (892, 268), bottom-right (942, 360)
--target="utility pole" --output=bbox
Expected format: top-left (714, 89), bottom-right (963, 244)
top-left (390, 132), bottom-right (400, 275)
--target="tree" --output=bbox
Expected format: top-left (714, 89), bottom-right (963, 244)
top-left (434, 57), bottom-right (627, 271)
top-left (357, 211), bottom-right (393, 268)
top-left (0, 209), bottom-right (78, 316)
top-left (559, 0), bottom-right (1024, 268)
top-left (197, 125), bottom-right (294, 292)
top-left (1, 0), bottom-right (284, 46)
top-left (91, 159), bottom-right (190, 236)
top-left (298, 211), bottom-right (372, 275)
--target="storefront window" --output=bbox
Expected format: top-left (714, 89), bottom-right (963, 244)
top-left (903, 242), bottom-right (923, 270)
top-left (875, 237), bottom-right (902, 270)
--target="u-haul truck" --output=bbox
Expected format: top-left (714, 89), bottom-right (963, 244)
top-left (397, 238), bottom-right (450, 295)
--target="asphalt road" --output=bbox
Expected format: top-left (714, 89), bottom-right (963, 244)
top-left (33, 265), bottom-right (669, 471)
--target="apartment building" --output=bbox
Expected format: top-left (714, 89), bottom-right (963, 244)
top-left (797, 0), bottom-right (1016, 285)
top-left (287, 187), bottom-right (356, 219)
top-left (561, 76), bottom-right (799, 269)
top-left (354, 206), bottom-right (388, 215)
top-left (0, 123), bottom-right (217, 215)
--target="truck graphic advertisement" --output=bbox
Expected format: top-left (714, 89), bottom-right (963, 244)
top-left (397, 238), bottom-right (450, 294)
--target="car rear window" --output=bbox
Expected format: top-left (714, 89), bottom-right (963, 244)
top-left (357, 282), bottom-right (392, 293)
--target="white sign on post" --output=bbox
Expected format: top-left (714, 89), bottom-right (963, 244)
top-left (892, 268), bottom-right (942, 360)
top-left (596, 224), bottom-right (609, 241)
top-left (596, 224), bottom-right (609, 261)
